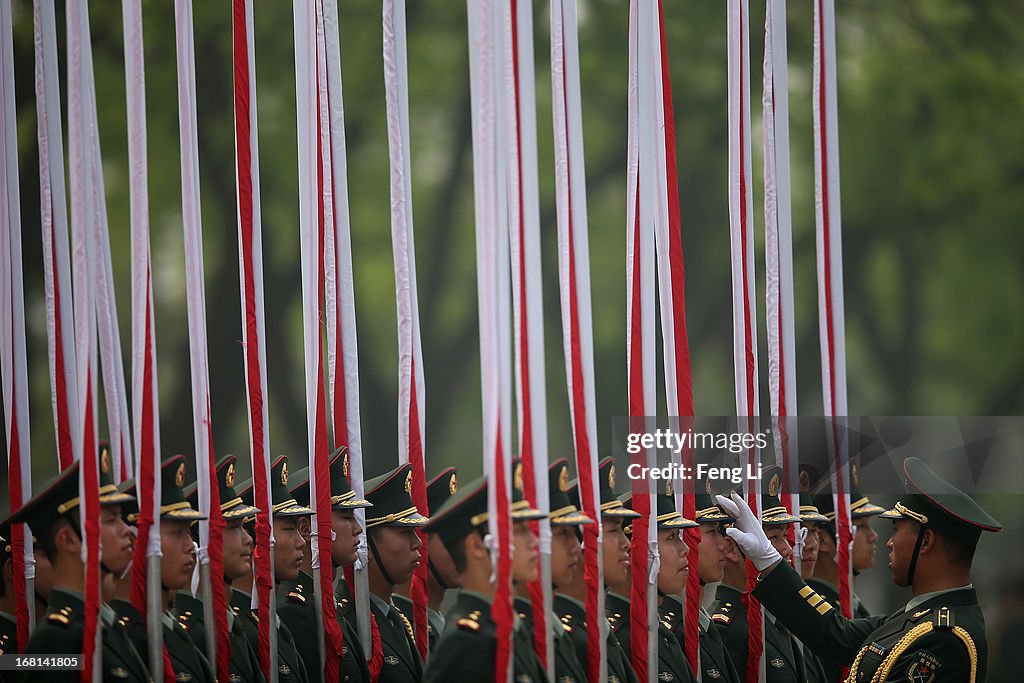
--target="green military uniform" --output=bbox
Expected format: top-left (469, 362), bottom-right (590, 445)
top-left (364, 464), bottom-right (429, 682)
top-left (712, 466), bottom-right (810, 682)
top-left (790, 464), bottom-right (833, 683)
top-left (614, 483), bottom-right (699, 683)
top-left (751, 457), bottom-right (1002, 683)
top-left (392, 593), bottom-right (444, 655)
top-left (423, 474), bottom-right (548, 682)
top-left (116, 455), bottom-right (217, 683)
top-left (561, 456), bottom-right (641, 683)
top-left (233, 455), bottom-right (312, 683)
top-left (281, 446), bottom-right (373, 682)
top-left (175, 454), bottom-right (265, 683)
top-left (10, 454), bottom-right (151, 683)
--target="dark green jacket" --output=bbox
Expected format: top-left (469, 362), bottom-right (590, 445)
top-left (554, 593), bottom-right (637, 683)
top-left (713, 583), bottom-right (809, 682)
top-left (515, 596), bottom-right (586, 683)
top-left (173, 590), bottom-right (265, 683)
top-left (754, 561), bottom-right (989, 683)
top-left (111, 599), bottom-right (214, 683)
top-left (425, 590), bottom-right (548, 683)
top-left (660, 595), bottom-right (741, 683)
top-left (278, 571), bottom-right (372, 682)
top-left (805, 577), bottom-right (869, 682)
top-left (369, 594), bottom-right (423, 682)
top-left (392, 592), bottom-right (444, 655)
top-left (606, 591), bottom-right (696, 683)
top-left (17, 588), bottom-right (152, 683)
top-left (231, 589), bottom-right (308, 683)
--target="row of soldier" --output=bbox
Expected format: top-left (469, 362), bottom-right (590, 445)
top-left (0, 446), bottom-right (1000, 682)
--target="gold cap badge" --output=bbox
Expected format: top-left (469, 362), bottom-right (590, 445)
top-left (608, 464), bottom-right (616, 490)
top-left (404, 469), bottom-right (413, 494)
top-left (768, 473), bottom-right (780, 498)
top-left (225, 463), bottom-right (235, 488)
top-left (514, 463), bottom-right (523, 491)
top-left (281, 461), bottom-right (289, 486)
top-left (665, 479), bottom-right (673, 496)
top-left (175, 462), bottom-right (186, 488)
top-left (851, 463), bottom-right (860, 486)
top-left (799, 469), bottom-right (810, 493)
top-left (449, 473), bottom-right (458, 495)
top-left (342, 452), bottom-right (350, 479)
top-left (100, 446), bottom-right (111, 475)
top-left (558, 465), bottom-right (569, 492)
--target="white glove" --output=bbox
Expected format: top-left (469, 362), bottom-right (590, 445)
top-left (715, 492), bottom-right (782, 572)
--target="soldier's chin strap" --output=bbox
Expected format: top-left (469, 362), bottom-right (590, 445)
top-left (367, 532), bottom-right (397, 587)
top-left (427, 559), bottom-right (452, 590)
top-left (906, 523), bottom-right (929, 587)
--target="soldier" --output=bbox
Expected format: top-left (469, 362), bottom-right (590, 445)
top-left (113, 456), bottom-right (216, 683)
top-left (281, 446), bottom-right (375, 682)
top-left (422, 474), bottom-right (548, 682)
top-left (795, 464), bottom-right (830, 582)
top-left (233, 455), bottom-right (311, 683)
top-left (718, 456), bottom-right (1002, 683)
top-left (1, 519), bottom-right (54, 659)
top-left (613, 481), bottom-right (698, 683)
top-left (560, 456), bottom-right (639, 683)
top-left (713, 465), bottom-right (815, 682)
top-left (364, 464), bottom-right (430, 682)
top-left (660, 483), bottom-right (742, 683)
top-left (393, 467), bottom-right (460, 655)
top-left (810, 463), bottom-right (885, 618)
top-left (174, 454), bottom-right (265, 683)
top-left (514, 459), bottom-right (589, 683)
top-left (11, 458), bottom-right (151, 682)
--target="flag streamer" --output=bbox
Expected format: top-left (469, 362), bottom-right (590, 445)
top-left (502, 0), bottom-right (553, 672)
top-left (549, 1), bottom-right (605, 680)
top-left (762, 0), bottom-right (802, 564)
top-left (813, 0), bottom-right (853, 627)
top-left (33, 0), bottom-right (77, 471)
top-left (467, 3), bottom-right (514, 680)
top-left (0, 1), bottom-right (35, 649)
top-left (174, 1), bottom-right (233, 680)
top-left (231, 3), bottom-right (278, 680)
top-left (727, 0), bottom-right (766, 681)
top-left (627, 2), bottom-right (659, 676)
top-left (382, 0), bottom-right (431, 656)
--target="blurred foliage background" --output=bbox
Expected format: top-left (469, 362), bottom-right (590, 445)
top-left (3, 1), bottom-right (1024, 678)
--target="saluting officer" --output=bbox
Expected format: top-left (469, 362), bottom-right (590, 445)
top-left (393, 467), bottom-right (460, 655)
top-left (113, 455), bottom-right (216, 683)
top-left (717, 456), bottom-right (1002, 683)
top-left (613, 481), bottom-right (698, 683)
top-left (514, 459), bottom-right (589, 683)
top-left (281, 446), bottom-right (374, 682)
top-left (659, 481), bottom-right (741, 683)
top-left (560, 456), bottom-right (640, 683)
top-left (11, 457), bottom-right (151, 682)
top-left (713, 465), bottom-right (814, 683)
top-left (422, 474), bottom-right (549, 682)
top-left (174, 454), bottom-right (265, 683)
top-left (364, 464), bottom-right (430, 682)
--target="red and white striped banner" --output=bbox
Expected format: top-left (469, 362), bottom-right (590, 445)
top-left (727, 0), bottom-right (765, 681)
top-left (643, 0), bottom-right (702, 671)
top-left (0, 2), bottom-right (35, 649)
top-left (762, 0), bottom-right (802, 563)
top-left (33, 0), bottom-right (77, 471)
top-left (317, 0), bottom-right (373, 661)
top-left (231, 3), bottom-right (277, 679)
top-left (627, 2), bottom-right (659, 676)
top-left (549, 1), bottom-right (605, 680)
top-left (467, 3), bottom-right (514, 680)
top-left (121, 3), bottom-right (171, 679)
top-left (174, 1), bottom-right (234, 680)
top-left (812, 0), bottom-right (853, 622)
top-left (382, 0), bottom-right (431, 656)
top-left (501, 0), bottom-right (553, 672)
top-left (65, 1), bottom-right (104, 677)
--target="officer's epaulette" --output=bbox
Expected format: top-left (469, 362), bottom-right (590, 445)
top-left (118, 615), bottom-right (132, 628)
top-left (710, 605), bottom-right (732, 626)
top-left (398, 610), bottom-right (416, 643)
top-left (48, 605), bottom-right (73, 626)
top-left (287, 590), bottom-right (307, 604)
top-left (177, 610), bottom-right (193, 632)
top-left (932, 606), bottom-right (955, 629)
top-left (559, 612), bottom-right (577, 634)
top-left (456, 616), bottom-right (481, 632)
top-left (608, 612), bottom-right (623, 633)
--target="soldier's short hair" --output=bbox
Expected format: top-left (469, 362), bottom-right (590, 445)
top-left (443, 528), bottom-right (484, 575)
top-left (36, 513), bottom-right (76, 562)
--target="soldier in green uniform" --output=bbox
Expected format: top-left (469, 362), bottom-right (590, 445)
top-left (560, 456), bottom-right (640, 683)
top-left (393, 467), bottom-right (460, 655)
top-left (713, 465), bottom-right (814, 682)
top-left (11, 457), bottom-right (152, 682)
top-left (1, 519), bottom-right (54, 660)
top-left (364, 464), bottom-right (429, 682)
top-left (233, 455), bottom-right (311, 683)
top-left (281, 446), bottom-right (374, 682)
top-left (659, 482), bottom-right (742, 683)
top-left (112, 455), bottom-right (215, 683)
top-left (514, 459), bottom-right (589, 683)
top-left (791, 465), bottom-right (832, 683)
top-left (717, 456), bottom-right (1002, 683)
top-left (422, 474), bottom-right (549, 682)
top-left (612, 481), bottom-right (698, 683)
top-left (174, 454), bottom-right (265, 683)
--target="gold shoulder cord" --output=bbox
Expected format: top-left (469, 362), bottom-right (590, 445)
top-left (863, 622), bottom-right (978, 683)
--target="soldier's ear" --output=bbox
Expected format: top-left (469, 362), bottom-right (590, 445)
top-left (54, 522), bottom-right (80, 555)
top-left (296, 516), bottom-right (311, 537)
top-left (918, 528), bottom-right (939, 557)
